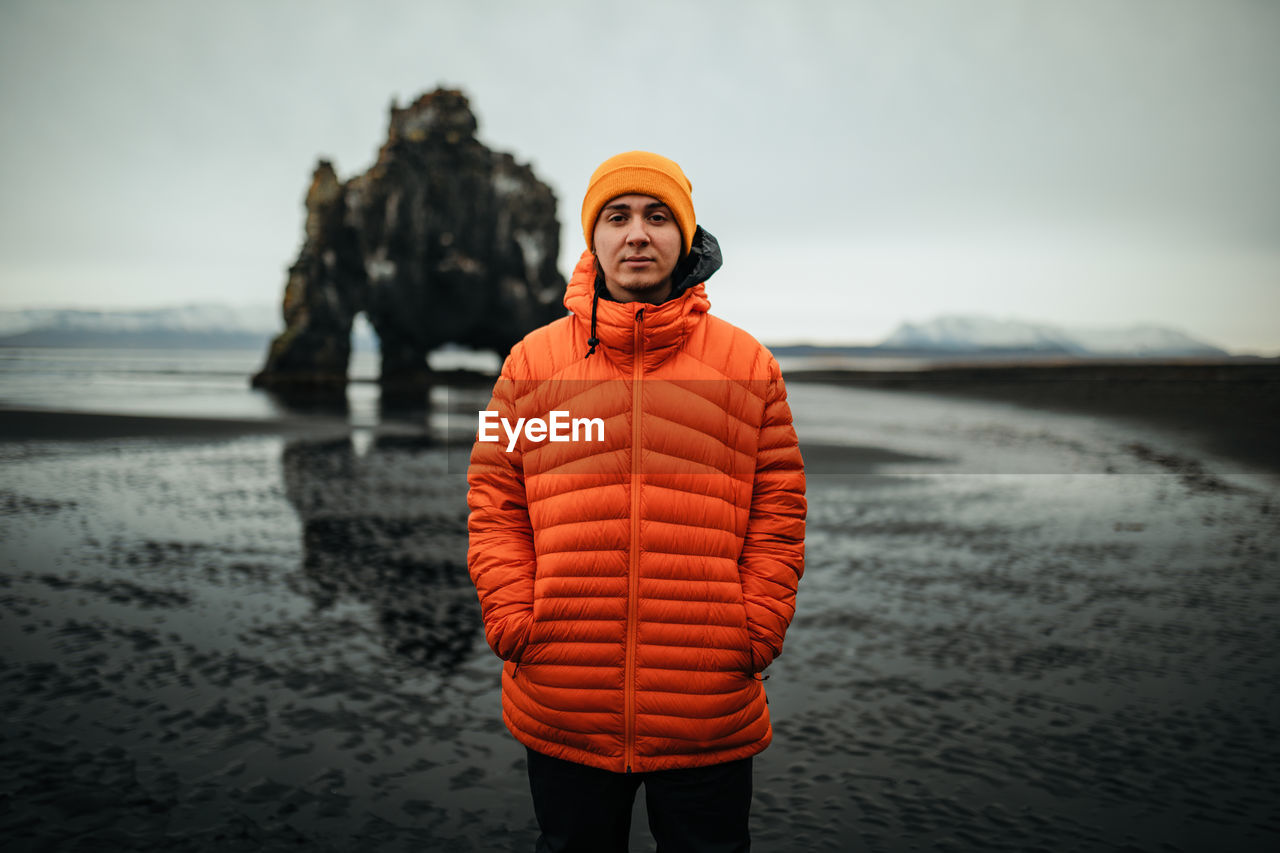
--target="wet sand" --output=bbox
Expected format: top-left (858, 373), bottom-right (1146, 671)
top-left (1, 374), bottom-right (1278, 851)
top-left (787, 361), bottom-right (1280, 475)
top-left (0, 407), bottom-right (338, 441)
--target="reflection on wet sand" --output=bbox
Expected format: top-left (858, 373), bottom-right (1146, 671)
top-left (281, 434), bottom-right (479, 673)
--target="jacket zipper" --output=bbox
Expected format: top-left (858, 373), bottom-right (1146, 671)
top-left (625, 307), bottom-right (645, 773)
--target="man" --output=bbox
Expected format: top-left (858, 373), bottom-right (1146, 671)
top-left (467, 151), bottom-right (806, 852)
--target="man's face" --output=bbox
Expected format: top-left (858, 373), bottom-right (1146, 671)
top-left (592, 194), bottom-right (682, 304)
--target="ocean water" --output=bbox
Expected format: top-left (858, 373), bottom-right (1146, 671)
top-left (1, 350), bottom-right (1277, 851)
top-left (0, 347), bottom-right (921, 417)
top-left (1, 347), bottom-right (1264, 480)
top-left (0, 346), bottom-right (504, 425)
top-left (0, 347), bottom-right (307, 419)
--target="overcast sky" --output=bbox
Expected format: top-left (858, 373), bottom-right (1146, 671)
top-left (1, 0), bottom-right (1277, 352)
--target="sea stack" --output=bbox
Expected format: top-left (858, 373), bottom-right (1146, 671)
top-left (252, 88), bottom-right (565, 392)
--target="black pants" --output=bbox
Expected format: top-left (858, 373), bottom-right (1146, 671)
top-left (526, 747), bottom-right (753, 853)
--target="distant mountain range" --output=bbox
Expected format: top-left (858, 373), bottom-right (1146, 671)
top-left (0, 305), bottom-right (1230, 358)
top-left (0, 304), bottom-right (377, 351)
top-left (771, 315), bottom-right (1229, 360)
top-left (876, 315), bottom-right (1228, 358)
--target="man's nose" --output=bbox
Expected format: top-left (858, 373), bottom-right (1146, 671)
top-left (625, 220), bottom-right (650, 245)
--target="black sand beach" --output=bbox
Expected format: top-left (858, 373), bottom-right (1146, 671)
top-left (1, 364), bottom-right (1278, 851)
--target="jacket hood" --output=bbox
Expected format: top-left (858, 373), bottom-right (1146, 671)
top-left (564, 226), bottom-right (722, 362)
top-left (667, 225), bottom-right (722, 300)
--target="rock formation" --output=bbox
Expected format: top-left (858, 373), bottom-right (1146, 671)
top-left (252, 88), bottom-right (565, 391)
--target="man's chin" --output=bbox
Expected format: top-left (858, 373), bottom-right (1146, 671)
top-left (620, 280), bottom-right (661, 293)
top-left (616, 278), bottom-right (671, 296)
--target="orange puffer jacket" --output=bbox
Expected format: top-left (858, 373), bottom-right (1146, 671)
top-left (467, 233), bottom-right (806, 773)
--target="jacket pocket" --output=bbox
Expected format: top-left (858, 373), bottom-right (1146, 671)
top-left (513, 575), bottom-right (547, 664)
top-left (502, 610), bottom-right (535, 664)
top-left (736, 596), bottom-right (757, 675)
top-left (510, 559), bottom-right (546, 664)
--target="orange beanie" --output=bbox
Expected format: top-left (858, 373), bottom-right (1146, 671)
top-left (581, 151), bottom-right (696, 255)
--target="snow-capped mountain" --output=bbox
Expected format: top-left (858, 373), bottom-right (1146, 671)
top-left (0, 304), bottom-right (380, 350)
top-left (881, 315), bottom-right (1227, 357)
top-left (0, 304), bottom-right (278, 337)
